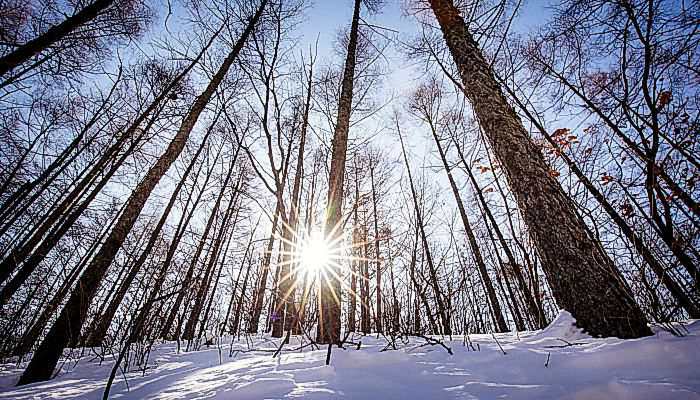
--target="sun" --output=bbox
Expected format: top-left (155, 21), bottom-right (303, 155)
top-left (297, 232), bottom-right (332, 277)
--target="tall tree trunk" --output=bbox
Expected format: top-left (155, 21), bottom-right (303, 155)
top-left (398, 124), bottom-right (451, 334)
top-left (182, 163), bottom-right (241, 341)
top-left (271, 59), bottom-right (313, 339)
top-left (16, 4), bottom-right (267, 384)
top-left (83, 125), bottom-right (214, 347)
top-left (409, 221), bottom-right (422, 334)
top-left (11, 200), bottom-right (126, 356)
top-left (498, 79), bottom-right (700, 318)
top-left (163, 156), bottom-right (237, 340)
top-left (231, 246), bottom-right (256, 336)
top-left (222, 223), bottom-right (257, 334)
top-left (387, 244), bottom-right (400, 332)
top-left (360, 222), bottom-right (371, 334)
top-left (137, 150), bottom-right (215, 335)
top-left (452, 137), bottom-right (546, 328)
top-left (0, 0), bottom-right (116, 77)
top-left (427, 119), bottom-right (508, 332)
top-left (369, 163), bottom-right (383, 333)
top-left (248, 201), bottom-right (281, 333)
top-left (317, 0), bottom-right (362, 345)
top-left (428, 0), bottom-right (651, 338)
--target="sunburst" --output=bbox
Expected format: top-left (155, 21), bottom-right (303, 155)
top-left (272, 217), bottom-right (380, 321)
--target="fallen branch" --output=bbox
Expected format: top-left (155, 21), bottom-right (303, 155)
top-left (416, 334), bottom-right (453, 355)
top-left (543, 338), bottom-right (587, 348)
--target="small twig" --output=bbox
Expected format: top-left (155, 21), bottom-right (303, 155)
top-left (491, 333), bottom-right (507, 355)
top-left (272, 330), bottom-right (292, 358)
top-left (544, 352), bottom-right (551, 368)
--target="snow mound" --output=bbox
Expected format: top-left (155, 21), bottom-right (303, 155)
top-left (1, 319), bottom-right (699, 399)
top-left (523, 309), bottom-right (590, 344)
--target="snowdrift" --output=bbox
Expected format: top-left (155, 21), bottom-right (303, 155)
top-left (1, 311), bottom-right (699, 399)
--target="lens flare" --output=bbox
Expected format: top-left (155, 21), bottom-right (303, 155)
top-left (298, 232), bottom-right (332, 275)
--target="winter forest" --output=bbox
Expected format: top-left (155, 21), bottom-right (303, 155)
top-left (0, 0), bottom-right (699, 398)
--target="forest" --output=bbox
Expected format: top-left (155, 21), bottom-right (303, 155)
top-left (0, 0), bottom-right (698, 398)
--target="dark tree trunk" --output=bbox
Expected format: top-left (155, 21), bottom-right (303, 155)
top-left (182, 164), bottom-right (241, 341)
top-left (360, 223), bottom-right (371, 334)
top-left (453, 141), bottom-right (547, 328)
top-left (248, 202), bottom-right (281, 333)
top-left (499, 80), bottom-right (700, 319)
top-left (369, 164), bottom-right (383, 333)
top-left (163, 160), bottom-right (237, 340)
top-left (83, 125), bottom-right (214, 347)
top-left (0, 0), bottom-right (116, 76)
top-left (272, 57), bottom-right (314, 339)
top-left (223, 223), bottom-right (256, 334)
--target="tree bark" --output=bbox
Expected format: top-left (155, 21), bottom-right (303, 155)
top-left (317, 0), bottom-right (362, 345)
top-left (428, 0), bottom-right (651, 338)
top-left (0, 0), bottom-right (116, 77)
top-left (248, 202), bottom-right (281, 333)
top-left (83, 124), bottom-right (214, 347)
top-left (369, 163), bottom-right (383, 333)
top-left (498, 79), bottom-right (700, 318)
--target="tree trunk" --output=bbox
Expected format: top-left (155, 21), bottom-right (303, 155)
top-left (360, 223), bottom-right (371, 334)
top-left (428, 0), bottom-right (651, 338)
top-left (163, 157), bottom-right (237, 340)
top-left (223, 223), bottom-right (257, 335)
top-left (248, 201), bottom-right (281, 333)
top-left (398, 123), bottom-right (451, 335)
top-left (182, 164), bottom-right (241, 341)
top-left (453, 140), bottom-right (547, 328)
top-left (16, 3), bottom-right (267, 384)
top-left (0, 0), bottom-right (116, 77)
top-left (83, 126), bottom-right (214, 347)
top-left (369, 164), bottom-right (383, 333)
top-left (498, 79), bottom-right (700, 318)
top-left (427, 119), bottom-right (509, 332)
top-left (317, 0), bottom-right (362, 345)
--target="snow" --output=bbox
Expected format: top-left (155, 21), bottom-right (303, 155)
top-left (1, 311), bottom-right (699, 399)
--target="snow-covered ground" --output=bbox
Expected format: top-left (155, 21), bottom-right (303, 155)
top-left (1, 311), bottom-right (699, 399)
